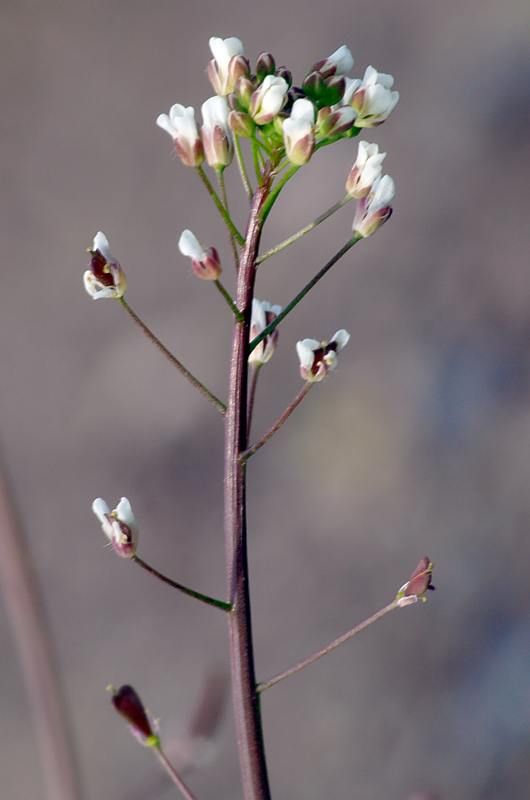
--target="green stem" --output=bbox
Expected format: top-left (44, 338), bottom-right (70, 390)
top-left (257, 195), bottom-right (353, 265)
top-left (215, 280), bottom-right (244, 322)
top-left (241, 383), bottom-right (313, 462)
top-left (251, 140), bottom-right (263, 185)
top-left (196, 166), bottom-right (245, 246)
top-left (132, 555), bottom-right (232, 612)
top-left (234, 135), bottom-right (253, 201)
top-left (249, 236), bottom-right (361, 356)
top-left (119, 298), bottom-right (226, 415)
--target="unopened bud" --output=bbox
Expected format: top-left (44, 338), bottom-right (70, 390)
top-left (311, 45), bottom-right (354, 79)
top-left (396, 557), bottom-right (435, 607)
top-left (234, 77), bottom-right (255, 110)
top-left (275, 67), bottom-right (292, 88)
top-left (352, 174), bottom-right (395, 237)
top-left (302, 71), bottom-right (325, 103)
top-left (228, 110), bottom-right (255, 137)
top-left (201, 96), bottom-right (232, 168)
top-left (346, 141), bottom-right (386, 198)
top-left (178, 229), bottom-right (222, 281)
top-left (255, 52), bottom-right (276, 82)
top-left (110, 684), bottom-right (159, 746)
top-left (282, 99), bottom-right (315, 165)
top-left (250, 75), bottom-right (288, 125)
top-left (249, 299), bottom-right (282, 366)
top-left (316, 105), bottom-right (356, 137)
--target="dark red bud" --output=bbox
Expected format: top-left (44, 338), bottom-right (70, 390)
top-left (111, 685), bottom-right (154, 741)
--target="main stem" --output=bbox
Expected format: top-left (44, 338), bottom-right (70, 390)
top-left (224, 180), bottom-right (272, 800)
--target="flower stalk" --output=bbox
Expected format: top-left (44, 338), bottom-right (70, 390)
top-left (241, 382), bottom-right (313, 462)
top-left (196, 165), bottom-right (245, 245)
top-left (132, 555), bottom-right (232, 612)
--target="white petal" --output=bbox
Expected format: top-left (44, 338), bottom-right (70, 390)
top-left (329, 45), bottom-right (354, 74)
top-left (343, 77), bottom-right (361, 104)
top-left (115, 497), bottom-right (135, 527)
top-left (92, 497), bottom-right (110, 524)
top-left (250, 298), bottom-right (266, 335)
top-left (93, 231), bottom-right (112, 260)
top-left (330, 329), bottom-right (350, 351)
top-left (178, 229), bottom-right (206, 261)
top-left (296, 339), bottom-right (319, 369)
top-left (156, 113), bottom-right (176, 138)
top-left (371, 174), bottom-right (395, 207)
top-left (209, 36), bottom-right (244, 74)
top-left (201, 95), bottom-right (229, 130)
top-left (168, 103), bottom-right (187, 120)
top-left (291, 98), bottom-right (315, 123)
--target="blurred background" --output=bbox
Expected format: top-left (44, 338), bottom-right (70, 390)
top-left (1, 0), bottom-right (529, 798)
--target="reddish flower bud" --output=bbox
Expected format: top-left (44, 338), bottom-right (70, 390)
top-left (255, 52), bottom-right (276, 82)
top-left (111, 685), bottom-right (158, 746)
top-left (397, 557), bottom-right (435, 606)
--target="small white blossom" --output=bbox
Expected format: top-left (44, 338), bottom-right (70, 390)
top-left (83, 231), bottom-right (127, 300)
top-left (250, 75), bottom-right (288, 125)
top-left (282, 99), bottom-right (315, 165)
top-left (156, 104), bottom-right (203, 167)
top-left (313, 45), bottom-right (354, 78)
top-left (346, 141), bottom-right (386, 198)
top-left (208, 36), bottom-right (246, 96)
top-left (249, 299), bottom-right (283, 366)
top-left (201, 96), bottom-right (232, 168)
top-left (92, 497), bottom-right (138, 558)
top-left (353, 174), bottom-right (395, 237)
top-left (296, 330), bottom-right (350, 382)
top-left (344, 66), bottom-right (399, 127)
top-left (178, 229), bottom-right (221, 280)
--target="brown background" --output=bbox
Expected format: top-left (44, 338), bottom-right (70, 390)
top-left (1, 0), bottom-right (530, 798)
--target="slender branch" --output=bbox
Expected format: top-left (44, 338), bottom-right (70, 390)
top-left (242, 383), bottom-right (313, 462)
top-left (154, 745), bottom-right (199, 800)
top-left (249, 236), bottom-right (361, 356)
top-left (246, 364), bottom-right (261, 438)
top-left (259, 164), bottom-right (300, 223)
top-left (217, 168), bottom-right (240, 270)
top-left (256, 195), bottom-right (353, 265)
top-left (196, 166), bottom-right (245, 245)
top-left (258, 600), bottom-right (398, 693)
top-left (119, 298), bottom-right (226, 415)
top-left (234, 135), bottom-right (253, 201)
top-left (0, 466), bottom-right (83, 800)
top-left (132, 555), bottom-right (231, 612)
top-left (251, 140), bottom-right (263, 186)
top-left (215, 280), bottom-right (244, 322)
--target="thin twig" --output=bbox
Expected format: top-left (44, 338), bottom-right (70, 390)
top-left (132, 555), bottom-right (231, 612)
top-left (256, 195), bottom-right (353, 265)
top-left (246, 364), bottom-right (261, 439)
top-left (249, 236), bottom-right (361, 356)
top-left (217, 169), bottom-right (240, 271)
top-left (234, 135), bottom-right (253, 201)
top-left (196, 166), bottom-right (245, 245)
top-left (242, 383), bottom-right (313, 462)
top-left (215, 280), bottom-right (244, 321)
top-left (155, 745), bottom-right (199, 800)
top-left (251, 140), bottom-right (262, 186)
top-left (258, 600), bottom-right (398, 692)
top-left (119, 298), bottom-right (226, 415)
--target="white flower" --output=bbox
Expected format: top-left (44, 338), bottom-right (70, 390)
top-left (201, 96), bottom-right (232, 168)
top-left (178, 229), bottom-right (221, 281)
top-left (314, 45), bottom-right (354, 78)
top-left (83, 231), bottom-right (127, 300)
top-left (92, 496), bottom-right (138, 558)
top-left (156, 104), bottom-right (203, 167)
top-left (250, 75), bottom-right (289, 125)
top-left (282, 99), bottom-right (315, 165)
top-left (344, 66), bottom-right (399, 127)
top-left (296, 330), bottom-right (350, 382)
top-left (352, 174), bottom-right (395, 237)
top-left (208, 36), bottom-right (246, 96)
top-left (249, 299), bottom-right (283, 366)
top-left (346, 141), bottom-right (386, 198)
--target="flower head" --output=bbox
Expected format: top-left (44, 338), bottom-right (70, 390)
top-left (110, 684), bottom-right (159, 747)
top-left (296, 330), bottom-right (350, 382)
top-left (208, 36), bottom-right (247, 96)
top-left (250, 75), bottom-right (289, 125)
top-left (352, 174), bottom-right (395, 237)
top-left (282, 99), bottom-right (315, 165)
top-left (201, 96), bottom-right (232, 168)
top-left (156, 104), bottom-right (203, 167)
top-left (344, 66), bottom-right (399, 127)
top-left (311, 45), bottom-right (354, 79)
top-left (92, 496), bottom-right (138, 558)
top-left (346, 141), bottom-right (386, 199)
top-left (248, 299), bottom-right (282, 366)
top-left (178, 229), bottom-right (222, 281)
top-left (396, 557), bottom-right (435, 607)
top-left (83, 232), bottom-right (127, 300)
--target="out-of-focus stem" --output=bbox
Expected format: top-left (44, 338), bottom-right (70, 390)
top-left (234, 135), bottom-right (253, 201)
top-left (241, 383), bottom-right (313, 462)
top-left (196, 166), bottom-right (244, 245)
top-left (217, 169), bottom-right (240, 270)
top-left (0, 466), bottom-right (83, 800)
top-left (119, 299), bottom-right (226, 415)
top-left (132, 555), bottom-right (231, 612)
top-left (155, 745), bottom-right (199, 800)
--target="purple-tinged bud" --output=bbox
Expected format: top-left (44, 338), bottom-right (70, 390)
top-left (352, 174), bottom-right (395, 238)
top-left (302, 71), bottom-right (325, 103)
top-left (316, 105), bottom-right (356, 137)
top-left (284, 86), bottom-right (306, 114)
top-left (92, 497), bottom-right (138, 558)
top-left (282, 99), bottom-right (315, 165)
top-left (228, 110), bottom-right (255, 138)
top-left (208, 36), bottom-right (245, 96)
top-left (276, 67), bottom-right (292, 88)
top-left (324, 75), bottom-right (346, 105)
top-left (250, 75), bottom-right (289, 125)
top-left (156, 104), bottom-right (204, 167)
top-left (346, 140), bottom-right (386, 198)
top-left (201, 96), bottom-right (232, 168)
top-left (311, 45), bottom-right (354, 79)
top-left (255, 52), bottom-right (276, 82)
top-left (396, 557), bottom-right (435, 607)
top-left (296, 330), bottom-right (350, 382)
top-left (178, 229), bottom-right (222, 281)
top-left (110, 685), bottom-right (159, 746)
top-left (249, 299), bottom-right (283, 366)
top-left (234, 77), bottom-right (255, 110)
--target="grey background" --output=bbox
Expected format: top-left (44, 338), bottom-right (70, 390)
top-left (1, 0), bottom-right (530, 798)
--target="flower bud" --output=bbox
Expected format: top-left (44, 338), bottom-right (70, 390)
top-left (302, 71), bottom-right (325, 103)
top-left (234, 77), bottom-right (255, 110)
top-left (255, 52), bottom-right (276, 82)
top-left (208, 36), bottom-right (246, 96)
top-left (110, 685), bottom-right (159, 746)
top-left (248, 299), bottom-right (282, 366)
top-left (316, 105), bottom-right (356, 137)
top-left (352, 174), bottom-right (395, 237)
top-left (343, 66), bottom-right (399, 127)
top-left (201, 96), bottom-right (232, 168)
top-left (178, 229), bottom-right (222, 281)
top-left (92, 497), bottom-right (138, 558)
top-left (311, 45), bottom-right (354, 79)
top-left (282, 98), bottom-right (315, 165)
top-left (396, 557), bottom-right (435, 607)
top-left (228, 110), bottom-right (255, 138)
top-left (156, 104), bottom-right (204, 167)
top-left (346, 141), bottom-right (386, 198)
top-left (276, 67), bottom-right (292, 88)
top-left (250, 75), bottom-right (289, 125)
top-left (296, 330), bottom-right (350, 382)
top-left (83, 232), bottom-right (127, 300)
